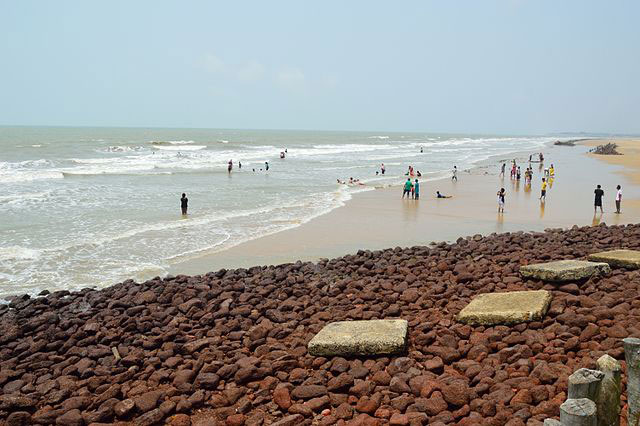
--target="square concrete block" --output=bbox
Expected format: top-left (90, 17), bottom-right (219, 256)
top-left (308, 319), bottom-right (408, 357)
top-left (520, 260), bottom-right (610, 282)
top-left (588, 249), bottom-right (640, 270)
top-left (456, 290), bottom-right (552, 326)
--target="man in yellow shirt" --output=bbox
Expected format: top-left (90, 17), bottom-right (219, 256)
top-left (540, 178), bottom-right (547, 201)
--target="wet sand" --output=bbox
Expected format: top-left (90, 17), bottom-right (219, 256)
top-left (171, 141), bottom-right (640, 274)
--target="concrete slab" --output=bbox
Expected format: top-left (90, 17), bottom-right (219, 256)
top-left (520, 260), bottom-right (610, 282)
top-left (588, 249), bottom-right (640, 270)
top-left (308, 319), bottom-right (408, 357)
top-left (456, 290), bottom-right (552, 326)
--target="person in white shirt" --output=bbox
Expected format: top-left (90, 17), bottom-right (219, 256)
top-left (615, 185), bottom-right (622, 214)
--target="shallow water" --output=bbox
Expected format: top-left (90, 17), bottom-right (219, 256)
top-left (0, 126), bottom-right (556, 299)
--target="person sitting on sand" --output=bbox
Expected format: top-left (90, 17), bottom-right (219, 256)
top-left (436, 191), bottom-right (452, 198)
top-left (540, 178), bottom-right (547, 201)
top-left (497, 188), bottom-right (505, 213)
top-left (180, 193), bottom-right (188, 215)
top-left (594, 184), bottom-right (604, 213)
top-left (402, 178), bottom-right (413, 199)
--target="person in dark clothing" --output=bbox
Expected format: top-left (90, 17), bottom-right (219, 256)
top-left (594, 185), bottom-right (604, 213)
top-left (180, 193), bottom-right (188, 215)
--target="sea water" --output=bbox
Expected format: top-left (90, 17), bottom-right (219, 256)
top-left (0, 126), bottom-right (555, 299)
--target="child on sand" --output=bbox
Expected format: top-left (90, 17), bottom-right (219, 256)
top-left (540, 178), bottom-right (547, 201)
top-left (436, 191), bottom-right (452, 198)
top-left (497, 188), bottom-right (505, 213)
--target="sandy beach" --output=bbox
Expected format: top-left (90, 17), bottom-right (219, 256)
top-left (172, 139), bottom-right (640, 275)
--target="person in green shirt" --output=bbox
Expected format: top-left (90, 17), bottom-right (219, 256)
top-left (402, 178), bottom-right (413, 199)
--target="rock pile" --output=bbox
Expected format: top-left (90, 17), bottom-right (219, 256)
top-left (589, 143), bottom-right (621, 155)
top-left (2, 223), bottom-right (640, 425)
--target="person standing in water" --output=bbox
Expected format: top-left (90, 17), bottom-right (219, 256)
top-left (265, 161), bottom-right (269, 171)
top-left (594, 184), bottom-right (604, 213)
top-left (180, 193), bottom-right (188, 215)
top-left (402, 178), bottom-right (413, 199)
top-left (452, 166), bottom-right (458, 181)
top-left (381, 163), bottom-right (385, 175)
top-left (239, 161), bottom-right (242, 169)
top-left (497, 188), bottom-right (505, 213)
top-left (227, 160), bottom-right (233, 174)
top-left (500, 163), bottom-right (506, 177)
top-left (414, 179), bottom-right (420, 199)
top-left (615, 185), bottom-right (622, 214)
top-left (540, 178), bottom-right (547, 201)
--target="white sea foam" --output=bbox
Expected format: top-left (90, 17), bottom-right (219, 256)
top-left (150, 140), bottom-right (195, 145)
top-left (153, 145), bottom-right (207, 151)
top-left (0, 246), bottom-right (41, 261)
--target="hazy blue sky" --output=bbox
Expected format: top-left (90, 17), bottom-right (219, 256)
top-left (1, 1), bottom-right (639, 134)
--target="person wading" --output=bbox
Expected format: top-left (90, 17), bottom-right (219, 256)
top-left (181, 193), bottom-right (188, 215)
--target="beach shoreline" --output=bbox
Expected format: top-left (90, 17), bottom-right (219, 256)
top-left (170, 138), bottom-right (640, 276)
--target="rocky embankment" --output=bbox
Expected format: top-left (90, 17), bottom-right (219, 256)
top-left (2, 224), bottom-right (640, 426)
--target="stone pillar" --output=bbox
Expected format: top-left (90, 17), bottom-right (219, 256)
top-left (624, 337), bottom-right (640, 426)
top-left (596, 354), bottom-right (621, 426)
top-left (560, 398), bottom-right (597, 426)
top-left (568, 368), bottom-right (605, 401)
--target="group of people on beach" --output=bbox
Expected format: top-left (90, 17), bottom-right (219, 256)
top-left (498, 155), bottom-right (553, 213)
top-left (496, 153), bottom-right (623, 215)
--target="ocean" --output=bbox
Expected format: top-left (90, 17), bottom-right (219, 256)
top-left (0, 126), bottom-right (556, 300)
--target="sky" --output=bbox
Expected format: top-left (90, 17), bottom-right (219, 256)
top-left (1, 1), bottom-right (639, 134)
